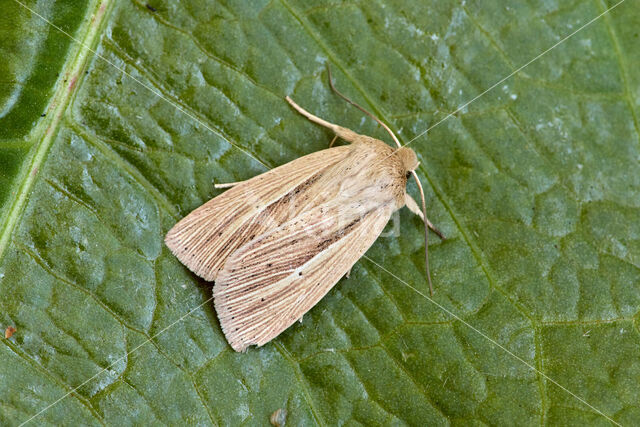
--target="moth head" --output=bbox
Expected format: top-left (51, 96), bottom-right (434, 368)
top-left (396, 147), bottom-right (419, 173)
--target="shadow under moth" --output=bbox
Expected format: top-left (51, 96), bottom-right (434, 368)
top-left (165, 74), bottom-right (443, 352)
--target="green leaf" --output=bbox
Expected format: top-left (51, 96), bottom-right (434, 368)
top-left (1, 0), bottom-right (639, 425)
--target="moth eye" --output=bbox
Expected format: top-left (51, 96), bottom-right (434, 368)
top-left (405, 172), bottom-right (411, 179)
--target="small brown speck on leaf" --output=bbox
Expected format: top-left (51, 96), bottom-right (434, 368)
top-left (270, 408), bottom-right (286, 427)
top-left (5, 326), bottom-right (16, 339)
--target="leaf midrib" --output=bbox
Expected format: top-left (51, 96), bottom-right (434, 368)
top-left (0, 0), bottom-right (114, 265)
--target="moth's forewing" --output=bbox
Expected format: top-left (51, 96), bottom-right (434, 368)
top-left (164, 146), bottom-right (350, 281)
top-left (214, 201), bottom-right (394, 351)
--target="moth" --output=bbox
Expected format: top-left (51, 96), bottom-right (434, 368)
top-left (165, 76), bottom-right (443, 352)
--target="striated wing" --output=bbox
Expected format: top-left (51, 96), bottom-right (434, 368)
top-left (214, 199), bottom-right (395, 351)
top-left (165, 146), bottom-right (351, 281)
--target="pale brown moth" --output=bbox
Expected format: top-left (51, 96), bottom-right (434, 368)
top-left (165, 73), bottom-right (443, 352)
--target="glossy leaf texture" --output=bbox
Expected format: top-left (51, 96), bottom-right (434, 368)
top-left (1, 0), bottom-right (639, 425)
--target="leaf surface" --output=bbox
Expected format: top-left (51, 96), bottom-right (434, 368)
top-left (1, 0), bottom-right (639, 425)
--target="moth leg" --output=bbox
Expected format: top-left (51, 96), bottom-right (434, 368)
top-left (345, 268), bottom-right (352, 279)
top-left (405, 194), bottom-right (445, 240)
top-left (329, 135), bottom-right (339, 148)
top-left (214, 180), bottom-right (246, 189)
top-left (286, 96), bottom-right (361, 143)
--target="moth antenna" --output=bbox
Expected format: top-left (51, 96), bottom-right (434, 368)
top-left (327, 65), bottom-right (402, 148)
top-left (410, 170), bottom-right (434, 296)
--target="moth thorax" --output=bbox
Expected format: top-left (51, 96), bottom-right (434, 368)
top-left (395, 147), bottom-right (419, 172)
